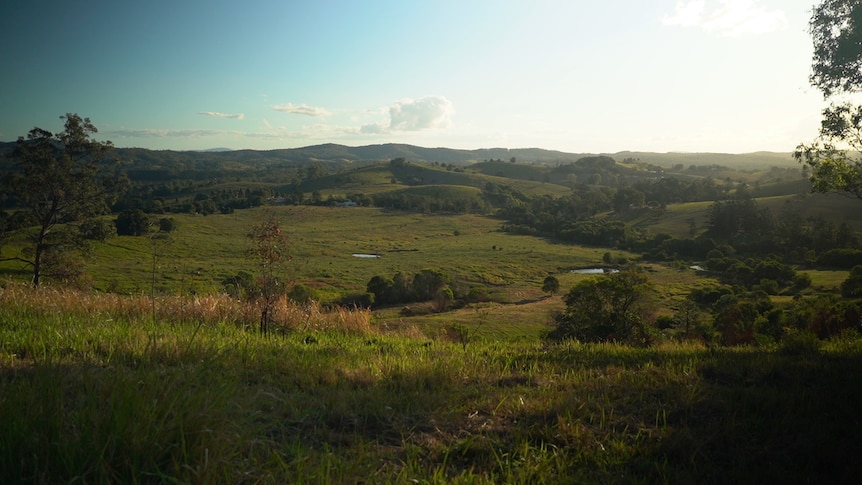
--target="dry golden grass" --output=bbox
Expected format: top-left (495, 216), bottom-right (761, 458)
top-left (0, 282), bottom-right (374, 335)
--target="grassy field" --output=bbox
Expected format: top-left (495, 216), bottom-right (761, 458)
top-left (9, 206), bottom-right (618, 298)
top-left (63, 203), bottom-right (750, 338)
top-left (621, 202), bottom-right (713, 238)
top-left (1, 201), bottom-right (849, 338)
top-left (1, 284), bottom-right (860, 484)
top-left (1, 182), bottom-right (860, 482)
top-left (299, 162), bottom-right (572, 199)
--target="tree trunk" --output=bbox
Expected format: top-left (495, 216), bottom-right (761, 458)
top-left (32, 235), bottom-right (45, 287)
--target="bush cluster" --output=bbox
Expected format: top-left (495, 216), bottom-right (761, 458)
top-left (366, 269), bottom-right (491, 310)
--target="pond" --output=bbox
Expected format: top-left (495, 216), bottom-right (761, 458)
top-left (570, 268), bottom-right (619, 274)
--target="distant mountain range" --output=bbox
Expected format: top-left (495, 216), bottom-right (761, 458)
top-left (0, 141), bottom-right (797, 169)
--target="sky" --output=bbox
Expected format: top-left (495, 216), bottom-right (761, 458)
top-left (0, 0), bottom-right (832, 154)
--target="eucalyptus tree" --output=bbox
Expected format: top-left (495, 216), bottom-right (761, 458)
top-left (3, 114), bottom-right (128, 286)
top-left (795, 1), bottom-right (862, 200)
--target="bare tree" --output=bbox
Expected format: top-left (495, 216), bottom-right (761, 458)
top-left (249, 210), bottom-right (290, 335)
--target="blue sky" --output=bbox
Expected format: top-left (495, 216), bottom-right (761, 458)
top-left (0, 0), bottom-right (827, 153)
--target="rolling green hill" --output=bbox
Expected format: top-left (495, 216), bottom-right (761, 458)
top-left (0, 142), bottom-right (796, 171)
top-left (617, 151), bottom-right (797, 170)
top-left (470, 160), bottom-right (551, 181)
top-left (292, 160), bottom-right (572, 198)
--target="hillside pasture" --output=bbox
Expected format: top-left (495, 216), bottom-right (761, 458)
top-left (296, 162), bottom-right (572, 199)
top-left (621, 201), bottom-right (714, 238)
top-left (46, 207), bottom-right (616, 297)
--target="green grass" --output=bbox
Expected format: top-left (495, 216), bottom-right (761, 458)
top-left (2, 286), bottom-right (861, 483)
top-left (300, 162), bottom-right (572, 198)
top-left (804, 269), bottom-right (849, 290)
top-left (2, 206), bottom-right (615, 298)
top-left (470, 160), bottom-right (551, 182)
top-left (622, 201), bottom-right (714, 238)
top-left (394, 184), bottom-right (483, 199)
top-left (1, 203), bottom-right (846, 336)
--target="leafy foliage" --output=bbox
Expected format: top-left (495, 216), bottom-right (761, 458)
top-left (2, 114), bottom-right (128, 285)
top-left (541, 275), bottom-right (560, 295)
top-left (366, 269), bottom-right (450, 306)
top-left (79, 218), bottom-right (115, 242)
top-left (817, 248), bottom-right (862, 268)
top-left (287, 283), bottom-right (317, 304)
top-left (795, 107), bottom-right (862, 200)
top-left (114, 209), bottom-right (150, 236)
top-left (841, 265), bottom-right (862, 297)
top-left (706, 197), bottom-right (772, 238)
top-left (548, 268), bottom-right (655, 345)
top-left (809, 0), bottom-right (862, 97)
top-left (797, 1), bottom-right (862, 200)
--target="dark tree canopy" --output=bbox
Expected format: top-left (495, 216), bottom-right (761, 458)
top-left (115, 209), bottom-right (150, 236)
top-left (810, 0), bottom-right (862, 97)
top-left (541, 275), bottom-right (560, 296)
top-left (796, 1), bottom-right (862, 201)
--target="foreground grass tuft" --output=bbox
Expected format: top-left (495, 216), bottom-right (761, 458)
top-left (2, 285), bottom-right (861, 483)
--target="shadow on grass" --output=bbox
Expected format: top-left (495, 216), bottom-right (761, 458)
top-left (648, 349), bottom-right (862, 484)
top-left (2, 335), bottom-right (861, 483)
top-left (506, 344), bottom-right (862, 483)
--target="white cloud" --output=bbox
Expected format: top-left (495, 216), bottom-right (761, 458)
top-left (388, 96), bottom-right (454, 132)
top-left (357, 96), bottom-right (455, 135)
top-left (663, 0), bottom-right (706, 27)
top-left (273, 103), bottom-right (332, 117)
top-left (199, 111), bottom-right (245, 120)
top-left (662, 0), bottom-right (787, 37)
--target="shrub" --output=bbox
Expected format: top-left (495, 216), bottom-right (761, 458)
top-left (780, 329), bottom-right (822, 355)
top-left (689, 284), bottom-right (734, 306)
top-left (547, 268), bottom-right (655, 345)
top-left (792, 273), bottom-right (812, 292)
top-left (367, 275), bottom-right (395, 304)
top-left (712, 296), bottom-right (759, 345)
top-left (465, 286), bottom-right (491, 304)
top-left (413, 269), bottom-right (448, 301)
top-left (222, 271), bottom-right (257, 300)
top-left (288, 283), bottom-right (317, 304)
top-left (339, 292), bottom-right (375, 309)
top-left (158, 217), bottom-right (177, 232)
top-left (755, 278), bottom-right (780, 295)
top-left (841, 266), bottom-right (862, 298)
top-left (80, 218), bottom-right (116, 241)
top-left (434, 286), bottom-right (454, 312)
top-left (115, 209), bottom-right (150, 236)
top-left (541, 275), bottom-right (560, 295)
